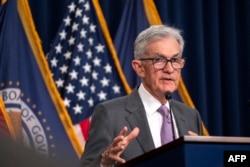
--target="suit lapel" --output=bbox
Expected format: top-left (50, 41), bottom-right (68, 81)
top-left (171, 100), bottom-right (188, 136)
top-left (125, 91), bottom-right (155, 153)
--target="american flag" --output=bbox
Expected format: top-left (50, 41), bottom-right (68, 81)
top-left (47, 0), bottom-right (126, 145)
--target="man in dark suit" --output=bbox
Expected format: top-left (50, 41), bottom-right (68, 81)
top-left (80, 25), bottom-right (202, 167)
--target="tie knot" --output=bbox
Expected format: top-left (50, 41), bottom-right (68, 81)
top-left (158, 105), bottom-right (169, 116)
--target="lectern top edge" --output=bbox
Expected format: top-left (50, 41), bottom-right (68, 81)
top-left (182, 135), bottom-right (250, 144)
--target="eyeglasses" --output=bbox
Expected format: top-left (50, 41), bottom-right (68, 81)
top-left (139, 56), bottom-right (185, 69)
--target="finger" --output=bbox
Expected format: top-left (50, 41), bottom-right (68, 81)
top-left (109, 142), bottom-right (125, 153)
top-left (108, 154), bottom-right (126, 164)
top-left (112, 127), bottom-right (139, 151)
top-left (112, 134), bottom-right (126, 147)
top-left (188, 131), bottom-right (198, 136)
top-left (111, 127), bottom-right (128, 146)
top-left (102, 127), bottom-right (139, 166)
top-left (125, 127), bottom-right (140, 142)
top-left (119, 126), bottom-right (128, 136)
top-left (102, 148), bottom-right (126, 164)
top-left (113, 126), bottom-right (130, 144)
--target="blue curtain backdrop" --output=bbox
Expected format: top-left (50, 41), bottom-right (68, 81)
top-left (28, 0), bottom-right (250, 137)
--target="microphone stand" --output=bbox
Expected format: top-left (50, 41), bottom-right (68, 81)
top-left (165, 92), bottom-right (176, 141)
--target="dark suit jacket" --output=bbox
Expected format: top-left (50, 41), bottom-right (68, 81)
top-left (80, 89), bottom-right (202, 167)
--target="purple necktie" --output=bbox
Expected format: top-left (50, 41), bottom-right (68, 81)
top-left (158, 105), bottom-right (173, 145)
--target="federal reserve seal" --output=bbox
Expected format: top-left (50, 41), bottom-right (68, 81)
top-left (0, 87), bottom-right (49, 156)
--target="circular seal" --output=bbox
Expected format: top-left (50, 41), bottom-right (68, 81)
top-left (0, 88), bottom-right (49, 156)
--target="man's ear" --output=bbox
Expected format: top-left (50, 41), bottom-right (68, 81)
top-left (132, 60), bottom-right (145, 77)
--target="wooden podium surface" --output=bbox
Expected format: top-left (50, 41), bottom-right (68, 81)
top-left (120, 136), bottom-right (250, 167)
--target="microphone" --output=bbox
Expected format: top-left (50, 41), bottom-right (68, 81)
top-left (165, 91), bottom-right (172, 100)
top-left (164, 91), bottom-right (176, 141)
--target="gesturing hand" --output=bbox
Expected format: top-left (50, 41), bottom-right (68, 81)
top-left (101, 126), bottom-right (139, 167)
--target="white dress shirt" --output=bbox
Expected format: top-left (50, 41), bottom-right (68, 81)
top-left (138, 84), bottom-right (179, 148)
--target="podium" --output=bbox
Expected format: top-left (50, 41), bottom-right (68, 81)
top-left (120, 136), bottom-right (250, 167)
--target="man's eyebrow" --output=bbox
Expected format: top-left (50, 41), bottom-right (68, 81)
top-left (172, 54), bottom-right (182, 58)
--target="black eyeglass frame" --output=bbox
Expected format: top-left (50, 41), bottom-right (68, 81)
top-left (139, 56), bottom-right (185, 69)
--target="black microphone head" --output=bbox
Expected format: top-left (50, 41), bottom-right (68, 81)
top-left (165, 91), bottom-right (172, 100)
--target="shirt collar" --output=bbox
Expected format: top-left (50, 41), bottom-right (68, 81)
top-left (138, 83), bottom-right (169, 116)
